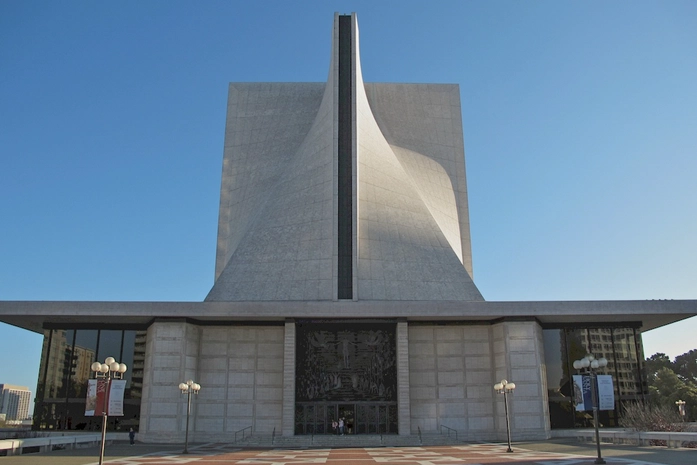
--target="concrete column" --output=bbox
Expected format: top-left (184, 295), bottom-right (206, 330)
top-left (397, 321), bottom-right (411, 435)
top-left (282, 320), bottom-right (296, 436)
top-left (491, 320), bottom-right (550, 441)
top-left (139, 321), bottom-right (200, 443)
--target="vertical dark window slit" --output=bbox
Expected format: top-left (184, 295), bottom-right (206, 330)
top-left (337, 15), bottom-right (353, 299)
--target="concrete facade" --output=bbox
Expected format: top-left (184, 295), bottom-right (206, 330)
top-left (206, 13), bottom-right (481, 303)
top-left (139, 323), bottom-right (285, 443)
top-left (405, 322), bottom-right (548, 441)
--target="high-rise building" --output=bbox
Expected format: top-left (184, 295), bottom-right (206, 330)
top-left (1, 13), bottom-right (695, 441)
top-left (0, 384), bottom-right (31, 421)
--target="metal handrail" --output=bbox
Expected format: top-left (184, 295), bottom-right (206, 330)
top-left (440, 424), bottom-right (458, 441)
top-left (233, 426), bottom-right (252, 443)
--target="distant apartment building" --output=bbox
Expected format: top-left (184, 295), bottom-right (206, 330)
top-left (0, 384), bottom-right (31, 421)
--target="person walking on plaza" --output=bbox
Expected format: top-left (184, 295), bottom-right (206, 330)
top-left (129, 428), bottom-right (136, 445)
top-left (338, 418), bottom-right (344, 435)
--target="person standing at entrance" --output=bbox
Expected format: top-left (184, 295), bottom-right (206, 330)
top-left (129, 428), bottom-right (135, 445)
top-left (338, 418), bottom-right (344, 435)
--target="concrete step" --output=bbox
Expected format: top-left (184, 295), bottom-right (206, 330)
top-left (235, 432), bottom-right (466, 448)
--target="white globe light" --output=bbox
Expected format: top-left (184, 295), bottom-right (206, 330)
top-left (193, 383), bottom-right (201, 391)
top-left (91, 362), bottom-right (102, 372)
top-left (179, 383), bottom-right (187, 391)
top-left (109, 361), bottom-right (120, 372)
top-left (105, 357), bottom-right (115, 365)
top-left (573, 360), bottom-right (582, 370)
top-left (598, 357), bottom-right (608, 367)
top-left (100, 363), bottom-right (110, 373)
top-left (505, 383), bottom-right (516, 390)
top-left (494, 383), bottom-right (503, 391)
top-left (187, 379), bottom-right (194, 385)
top-left (581, 358), bottom-right (590, 368)
top-left (586, 354), bottom-right (595, 362)
top-left (119, 363), bottom-right (128, 373)
top-left (591, 360), bottom-right (599, 369)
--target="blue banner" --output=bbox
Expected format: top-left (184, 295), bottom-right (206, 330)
top-left (572, 374), bottom-right (593, 411)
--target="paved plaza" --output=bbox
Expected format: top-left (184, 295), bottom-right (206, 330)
top-left (0, 440), bottom-right (694, 465)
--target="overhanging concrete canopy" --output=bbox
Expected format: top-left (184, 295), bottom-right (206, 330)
top-left (1, 299), bottom-right (694, 334)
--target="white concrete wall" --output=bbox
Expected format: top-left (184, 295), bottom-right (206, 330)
top-left (139, 321), bottom-right (200, 443)
top-left (207, 13), bottom-right (483, 303)
top-left (206, 81), bottom-right (334, 302)
top-left (408, 322), bottom-right (550, 441)
top-left (491, 321), bottom-right (550, 440)
top-left (139, 322), bottom-right (284, 443)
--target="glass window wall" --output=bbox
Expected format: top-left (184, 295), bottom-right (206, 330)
top-left (33, 328), bottom-right (146, 432)
top-left (543, 326), bottom-right (646, 429)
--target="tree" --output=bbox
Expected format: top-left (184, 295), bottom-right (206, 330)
top-left (673, 349), bottom-right (697, 384)
top-left (649, 367), bottom-right (697, 421)
top-left (644, 353), bottom-right (673, 384)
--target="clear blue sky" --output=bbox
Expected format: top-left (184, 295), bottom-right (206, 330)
top-left (2, 1), bottom-right (696, 411)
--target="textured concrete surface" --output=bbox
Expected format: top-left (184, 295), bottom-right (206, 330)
top-left (408, 322), bottom-right (548, 441)
top-left (140, 323), bottom-right (284, 443)
top-left (206, 11), bottom-right (482, 302)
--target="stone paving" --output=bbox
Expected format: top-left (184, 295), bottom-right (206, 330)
top-left (0, 440), bottom-right (694, 465)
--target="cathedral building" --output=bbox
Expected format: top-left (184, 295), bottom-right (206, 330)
top-left (1, 13), bottom-right (695, 442)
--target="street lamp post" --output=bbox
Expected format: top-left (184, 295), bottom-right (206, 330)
top-left (90, 357), bottom-right (127, 465)
top-left (573, 354), bottom-right (608, 465)
top-left (676, 400), bottom-right (686, 421)
top-left (494, 379), bottom-right (516, 453)
top-left (178, 380), bottom-right (201, 454)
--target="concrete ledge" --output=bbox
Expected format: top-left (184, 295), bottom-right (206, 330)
top-left (574, 429), bottom-right (697, 449)
top-left (0, 433), bottom-right (127, 456)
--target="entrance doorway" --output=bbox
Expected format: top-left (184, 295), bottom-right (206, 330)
top-left (338, 404), bottom-right (354, 434)
top-left (294, 321), bottom-right (398, 435)
top-left (294, 402), bottom-right (398, 435)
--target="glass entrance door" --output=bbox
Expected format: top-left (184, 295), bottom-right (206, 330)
top-left (294, 402), bottom-right (397, 435)
top-left (338, 403), bottom-right (354, 434)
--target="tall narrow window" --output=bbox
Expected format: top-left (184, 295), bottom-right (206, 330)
top-left (337, 15), bottom-right (353, 299)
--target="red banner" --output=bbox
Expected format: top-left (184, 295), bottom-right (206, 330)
top-left (94, 379), bottom-right (108, 416)
top-left (86, 379), bottom-right (126, 416)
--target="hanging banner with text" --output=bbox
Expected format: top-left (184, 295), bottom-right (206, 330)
top-left (108, 380), bottom-right (126, 416)
top-left (572, 374), bottom-right (614, 411)
top-left (85, 379), bottom-right (126, 416)
top-left (596, 375), bottom-right (615, 411)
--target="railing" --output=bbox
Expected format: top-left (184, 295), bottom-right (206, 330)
top-left (0, 433), bottom-right (112, 456)
top-left (418, 426), bottom-right (422, 444)
top-left (575, 429), bottom-right (697, 448)
top-left (233, 426), bottom-right (252, 443)
top-left (271, 427), bottom-right (276, 445)
top-left (440, 424), bottom-right (458, 441)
